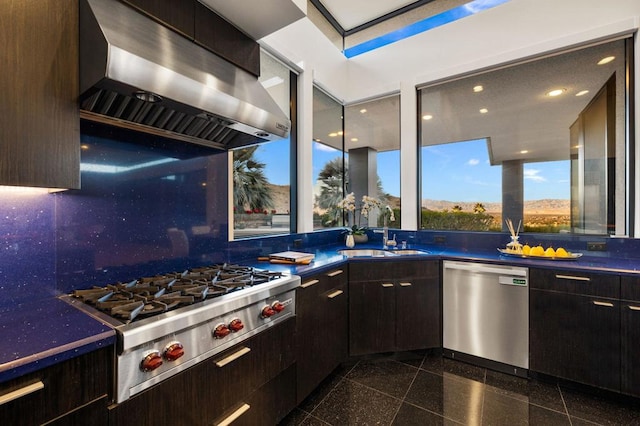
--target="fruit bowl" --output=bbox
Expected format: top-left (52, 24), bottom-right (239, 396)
top-left (497, 248), bottom-right (582, 260)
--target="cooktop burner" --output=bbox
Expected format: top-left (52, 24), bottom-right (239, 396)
top-left (72, 263), bottom-right (284, 322)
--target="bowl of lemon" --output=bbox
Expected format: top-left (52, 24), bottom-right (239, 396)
top-left (498, 244), bottom-right (582, 260)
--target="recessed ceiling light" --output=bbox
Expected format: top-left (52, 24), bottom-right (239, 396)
top-left (479, 108), bottom-right (488, 114)
top-left (575, 90), bottom-right (589, 97)
top-left (520, 150), bottom-right (529, 154)
top-left (351, 138), bottom-right (359, 142)
top-left (338, 131), bottom-right (344, 136)
top-left (81, 144), bottom-right (89, 150)
top-left (328, 132), bottom-right (338, 137)
top-left (473, 85), bottom-right (484, 93)
top-left (422, 114), bottom-right (433, 120)
top-left (360, 109), bottom-right (367, 114)
top-left (546, 89), bottom-right (566, 97)
top-left (597, 56), bottom-right (615, 65)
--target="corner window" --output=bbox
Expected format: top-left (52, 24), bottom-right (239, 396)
top-left (231, 52), bottom-right (295, 239)
top-left (420, 38), bottom-right (630, 235)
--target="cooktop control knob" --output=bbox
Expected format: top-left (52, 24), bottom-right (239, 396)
top-left (229, 318), bottom-right (244, 332)
top-left (213, 323), bottom-right (231, 339)
top-left (261, 305), bottom-right (276, 318)
top-left (140, 350), bottom-right (163, 372)
top-left (271, 301), bottom-right (285, 313)
top-left (163, 342), bottom-right (185, 361)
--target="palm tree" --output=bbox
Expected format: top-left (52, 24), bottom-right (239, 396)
top-left (315, 157), bottom-right (389, 227)
top-left (233, 147), bottom-right (274, 212)
top-left (315, 158), bottom-right (345, 225)
top-left (473, 202), bottom-right (486, 213)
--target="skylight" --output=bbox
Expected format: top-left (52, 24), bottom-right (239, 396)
top-left (344, 0), bottom-right (510, 58)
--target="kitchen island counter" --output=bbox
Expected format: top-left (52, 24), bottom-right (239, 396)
top-left (0, 297), bottom-right (115, 383)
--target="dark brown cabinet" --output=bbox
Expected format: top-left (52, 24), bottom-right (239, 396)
top-left (108, 318), bottom-right (295, 426)
top-left (0, 0), bottom-right (80, 189)
top-left (529, 268), bottom-right (621, 391)
top-left (121, 0), bottom-right (195, 37)
top-left (0, 347), bottom-right (111, 426)
top-left (621, 276), bottom-right (640, 397)
top-left (194, 2), bottom-right (260, 76)
top-left (296, 267), bottom-right (348, 403)
top-left (349, 260), bottom-right (440, 356)
top-left (118, 0), bottom-right (260, 76)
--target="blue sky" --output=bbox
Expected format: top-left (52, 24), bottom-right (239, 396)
top-left (253, 138), bottom-right (569, 202)
top-left (422, 139), bottom-right (570, 202)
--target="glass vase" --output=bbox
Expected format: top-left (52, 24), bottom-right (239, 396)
top-left (345, 234), bottom-right (355, 248)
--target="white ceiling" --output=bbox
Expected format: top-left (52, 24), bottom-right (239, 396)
top-left (317, 0), bottom-right (417, 30)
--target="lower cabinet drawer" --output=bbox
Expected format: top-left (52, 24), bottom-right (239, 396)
top-left (0, 347), bottom-right (111, 426)
top-left (213, 364), bottom-right (296, 426)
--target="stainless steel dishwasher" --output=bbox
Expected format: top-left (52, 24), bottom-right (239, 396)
top-left (443, 260), bottom-right (529, 376)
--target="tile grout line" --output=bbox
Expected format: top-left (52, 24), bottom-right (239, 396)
top-left (558, 382), bottom-right (574, 426)
top-left (388, 359), bottom-right (423, 425)
top-left (300, 362), bottom-right (359, 425)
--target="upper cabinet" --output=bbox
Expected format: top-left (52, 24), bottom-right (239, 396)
top-left (0, 0), bottom-right (80, 189)
top-left (193, 1), bottom-right (260, 76)
top-left (121, 0), bottom-right (196, 38)
top-left (120, 0), bottom-right (260, 76)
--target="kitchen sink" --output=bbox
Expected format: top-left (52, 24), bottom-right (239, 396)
top-left (338, 248), bottom-right (430, 258)
top-left (338, 249), bottom-right (397, 257)
top-left (388, 249), bottom-right (430, 255)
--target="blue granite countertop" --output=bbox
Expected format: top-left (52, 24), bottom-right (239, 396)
top-left (244, 243), bottom-right (640, 277)
top-left (0, 297), bottom-right (115, 384)
top-left (4, 242), bottom-right (640, 385)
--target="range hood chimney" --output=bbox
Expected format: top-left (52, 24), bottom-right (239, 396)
top-left (79, 0), bottom-right (290, 150)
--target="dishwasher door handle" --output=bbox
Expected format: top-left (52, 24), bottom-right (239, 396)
top-left (444, 261), bottom-right (528, 277)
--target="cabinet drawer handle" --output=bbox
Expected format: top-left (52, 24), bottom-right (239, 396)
top-left (215, 403), bottom-right (251, 426)
top-left (399, 282), bottom-right (412, 287)
top-left (592, 301), bottom-right (614, 307)
top-left (215, 347), bottom-right (251, 368)
top-left (301, 279), bottom-right (319, 288)
top-left (381, 283), bottom-right (394, 288)
top-left (0, 381), bottom-right (44, 406)
top-left (327, 270), bottom-right (344, 277)
top-left (555, 274), bottom-right (591, 282)
top-left (628, 305), bottom-right (640, 311)
top-left (327, 289), bottom-right (344, 299)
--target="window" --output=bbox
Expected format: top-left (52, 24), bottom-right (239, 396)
top-left (345, 95), bottom-right (401, 228)
top-left (312, 87), bottom-right (345, 230)
top-left (419, 38), bottom-right (630, 235)
top-left (231, 52), bottom-right (294, 239)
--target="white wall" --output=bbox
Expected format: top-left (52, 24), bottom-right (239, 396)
top-left (262, 0), bottom-right (640, 234)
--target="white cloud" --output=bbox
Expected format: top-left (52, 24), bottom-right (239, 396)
top-left (314, 143), bottom-right (340, 153)
top-left (467, 158), bottom-right (480, 166)
top-left (524, 168), bottom-right (546, 182)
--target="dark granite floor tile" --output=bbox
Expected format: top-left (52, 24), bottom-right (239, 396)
top-left (420, 354), bottom-right (486, 383)
top-left (391, 402), bottom-right (462, 425)
top-left (561, 387), bottom-right (640, 426)
top-left (298, 373), bottom-right (344, 413)
top-left (310, 379), bottom-right (402, 425)
top-left (569, 417), bottom-right (603, 426)
top-left (482, 388), bottom-right (571, 425)
top-left (405, 369), bottom-right (484, 424)
top-left (300, 414), bottom-right (332, 426)
top-left (346, 360), bottom-right (419, 399)
top-left (485, 370), bottom-right (566, 412)
top-left (279, 408), bottom-right (310, 426)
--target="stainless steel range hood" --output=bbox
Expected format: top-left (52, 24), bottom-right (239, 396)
top-left (79, 0), bottom-right (290, 150)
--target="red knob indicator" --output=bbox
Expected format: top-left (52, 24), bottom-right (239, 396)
top-left (213, 323), bottom-right (231, 339)
top-left (140, 351), bottom-right (163, 372)
top-left (272, 301), bottom-right (285, 313)
top-left (261, 306), bottom-right (276, 318)
top-left (229, 318), bottom-right (244, 332)
top-left (164, 342), bottom-right (185, 361)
